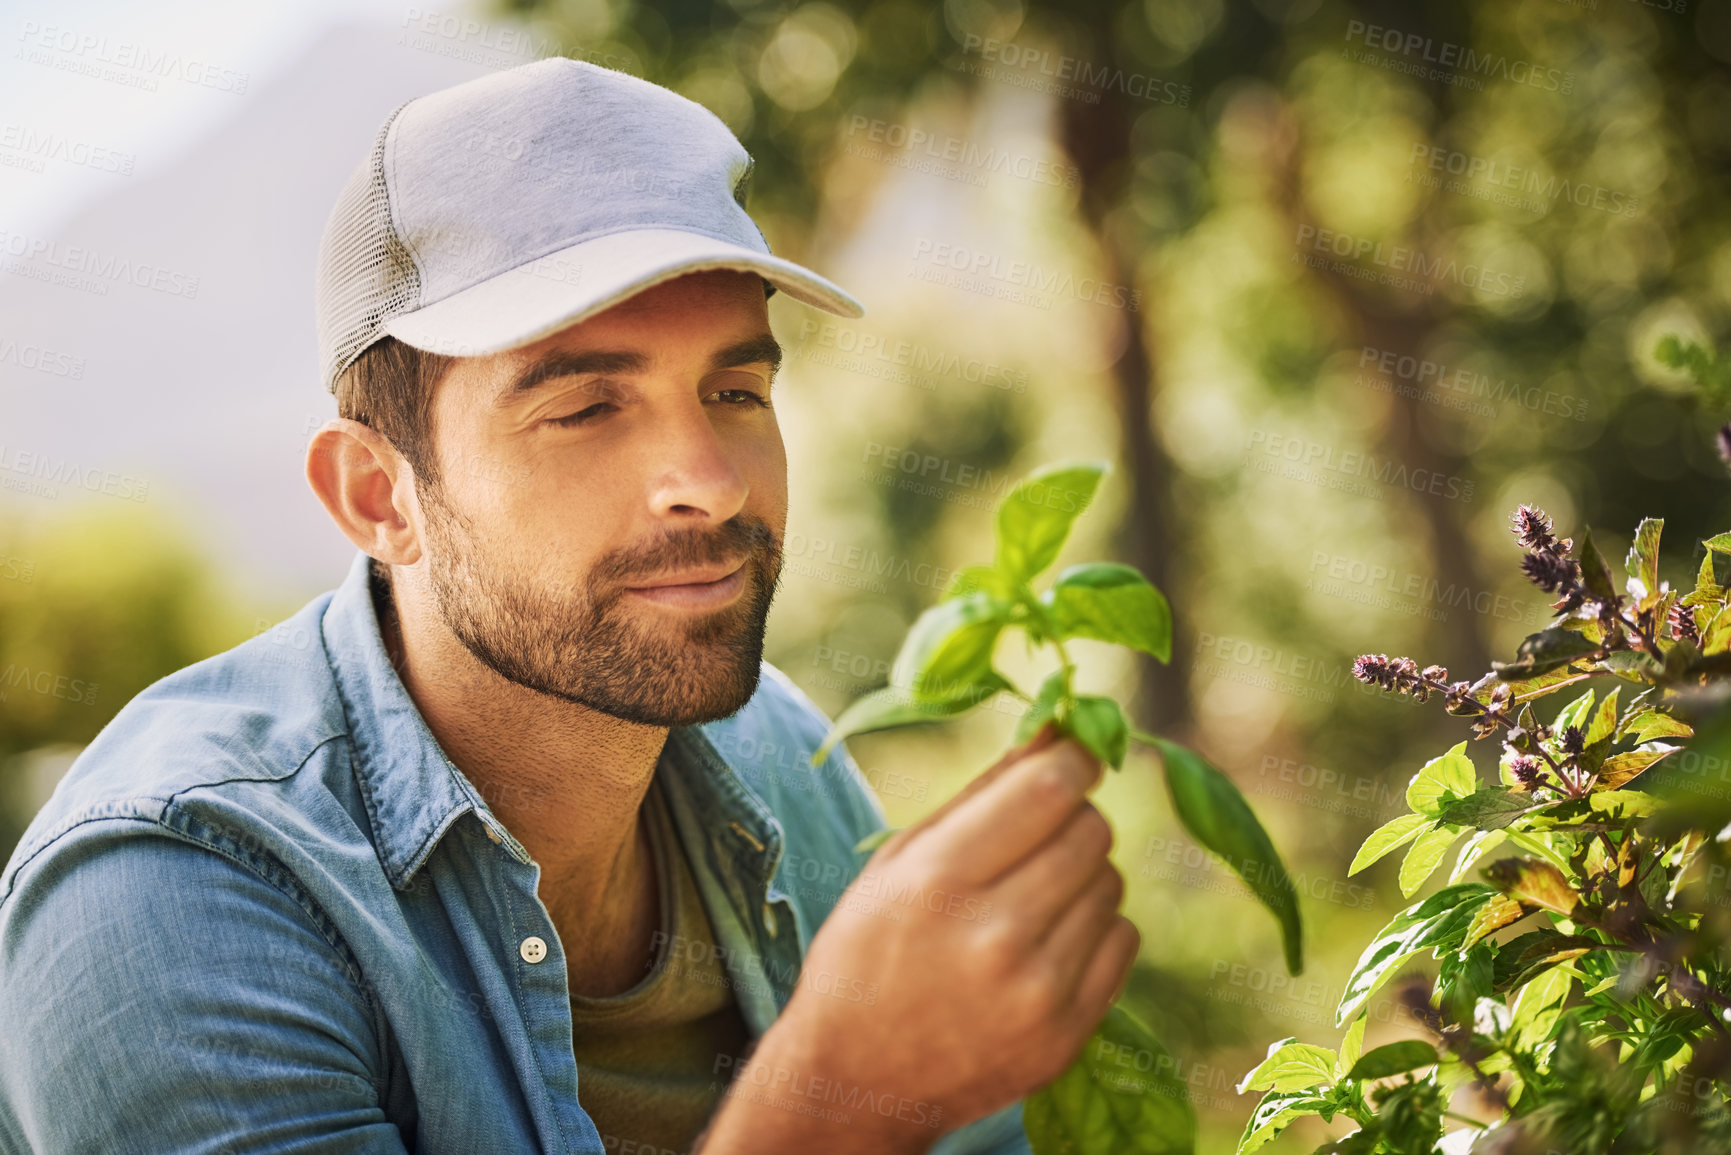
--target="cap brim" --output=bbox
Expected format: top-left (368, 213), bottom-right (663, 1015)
top-left (383, 227), bottom-right (865, 357)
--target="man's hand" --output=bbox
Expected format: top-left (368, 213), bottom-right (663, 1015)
top-left (698, 722), bottom-right (1138, 1154)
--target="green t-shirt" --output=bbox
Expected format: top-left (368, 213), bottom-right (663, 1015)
top-left (569, 775), bottom-right (755, 1154)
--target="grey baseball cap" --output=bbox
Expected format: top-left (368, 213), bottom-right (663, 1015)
top-left (314, 56), bottom-right (865, 391)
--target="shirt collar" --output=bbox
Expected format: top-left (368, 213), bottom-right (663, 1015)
top-left (318, 550), bottom-right (784, 892)
top-left (321, 550), bottom-right (505, 890)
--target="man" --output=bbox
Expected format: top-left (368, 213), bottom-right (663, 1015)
top-left (0, 57), bottom-right (1135, 1154)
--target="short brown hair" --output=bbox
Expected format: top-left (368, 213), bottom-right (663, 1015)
top-left (331, 337), bottom-right (457, 487)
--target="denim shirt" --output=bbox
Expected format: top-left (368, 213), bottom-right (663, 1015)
top-left (0, 551), bottom-right (1030, 1155)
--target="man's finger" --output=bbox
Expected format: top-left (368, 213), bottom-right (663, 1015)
top-left (1066, 916), bottom-right (1140, 1027)
top-left (988, 801), bottom-right (1114, 943)
top-left (895, 720), bottom-right (1059, 847)
top-left (1035, 863), bottom-right (1127, 1006)
top-left (923, 733), bottom-right (1104, 886)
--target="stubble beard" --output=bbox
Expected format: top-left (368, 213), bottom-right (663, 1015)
top-left (417, 477), bottom-right (783, 726)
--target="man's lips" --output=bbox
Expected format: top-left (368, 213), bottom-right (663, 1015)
top-left (623, 561), bottom-right (749, 608)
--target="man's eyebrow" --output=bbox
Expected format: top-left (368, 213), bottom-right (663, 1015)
top-left (503, 350), bottom-right (648, 398)
top-left (711, 333), bottom-right (783, 381)
top-left (499, 333), bottom-right (783, 400)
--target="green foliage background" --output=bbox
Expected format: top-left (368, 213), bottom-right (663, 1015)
top-left (5, 0), bottom-right (1731, 1149)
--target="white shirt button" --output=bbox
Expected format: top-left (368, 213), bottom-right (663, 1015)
top-left (761, 902), bottom-right (778, 938)
top-left (519, 936), bottom-right (547, 964)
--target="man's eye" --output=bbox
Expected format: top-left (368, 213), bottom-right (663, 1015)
top-left (549, 402), bottom-right (614, 427)
top-left (714, 389), bottom-right (770, 408)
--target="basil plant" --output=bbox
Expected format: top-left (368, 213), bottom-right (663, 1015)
top-left (810, 460), bottom-right (1304, 1155)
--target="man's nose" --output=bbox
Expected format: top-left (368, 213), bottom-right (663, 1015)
top-left (644, 403), bottom-right (750, 523)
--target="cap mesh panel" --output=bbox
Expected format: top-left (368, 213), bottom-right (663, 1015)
top-left (314, 104), bottom-right (422, 392)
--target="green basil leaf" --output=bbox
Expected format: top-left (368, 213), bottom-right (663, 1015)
top-left (1398, 824), bottom-right (1461, 897)
top-left (1344, 1040), bottom-right (1438, 1081)
top-left (1235, 1088), bottom-right (1332, 1154)
top-left (995, 461), bottom-right (1107, 582)
top-left (1065, 694), bottom-right (1129, 771)
top-left (889, 591), bottom-right (1011, 702)
top-left (1583, 686), bottom-right (1621, 748)
top-left (809, 678), bottom-right (1008, 766)
top-left (1550, 688), bottom-right (1597, 743)
top-left (1014, 670), bottom-right (1068, 746)
top-left (1153, 738), bottom-right (1303, 974)
top-left (1024, 1005), bottom-right (1195, 1155)
top-left (1335, 1012), bottom-right (1368, 1079)
top-left (1508, 965), bottom-right (1573, 1051)
top-left (1405, 743), bottom-right (1477, 817)
top-left (1236, 1038), bottom-right (1337, 1094)
top-left (1702, 609), bottom-right (1731, 656)
top-left (943, 563), bottom-right (1019, 602)
top-left (1449, 829), bottom-right (1506, 884)
top-left (1627, 518), bottom-right (1662, 598)
top-left (1435, 789), bottom-right (1534, 831)
top-left (1461, 892), bottom-right (1532, 951)
top-left (1577, 528), bottom-right (1618, 604)
top-left (1594, 742), bottom-right (1678, 790)
top-left (1617, 709), bottom-right (1692, 744)
top-left (1462, 663), bottom-right (1591, 709)
top-left (1481, 858), bottom-right (1579, 917)
top-left (1491, 628), bottom-right (1601, 680)
top-left (1039, 562), bottom-right (1173, 663)
top-left (1348, 812), bottom-right (1432, 876)
top-left (1334, 885), bottom-right (1495, 1027)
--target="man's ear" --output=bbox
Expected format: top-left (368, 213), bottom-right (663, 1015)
top-left (305, 419), bottom-right (424, 566)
